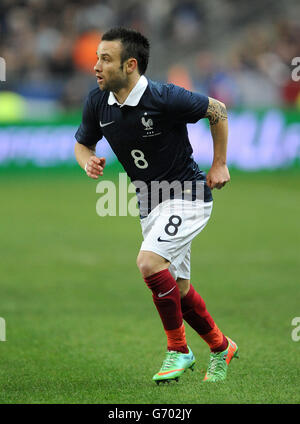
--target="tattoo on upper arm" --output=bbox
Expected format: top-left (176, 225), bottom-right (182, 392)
top-left (205, 99), bottom-right (227, 125)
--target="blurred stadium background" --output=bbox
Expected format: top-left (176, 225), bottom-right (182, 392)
top-left (0, 0), bottom-right (300, 169)
top-left (0, 0), bottom-right (300, 404)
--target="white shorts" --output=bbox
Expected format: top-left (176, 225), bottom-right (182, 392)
top-left (140, 199), bottom-right (213, 280)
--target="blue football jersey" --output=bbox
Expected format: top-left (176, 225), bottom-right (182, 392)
top-left (75, 78), bottom-right (213, 216)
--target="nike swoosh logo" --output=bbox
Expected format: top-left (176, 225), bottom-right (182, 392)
top-left (157, 237), bottom-right (171, 242)
top-left (158, 368), bottom-right (184, 376)
top-left (100, 121), bottom-right (115, 127)
top-left (158, 286), bottom-right (176, 298)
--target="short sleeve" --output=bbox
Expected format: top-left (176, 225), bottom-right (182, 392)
top-left (166, 84), bottom-right (209, 123)
top-left (75, 94), bottom-right (103, 147)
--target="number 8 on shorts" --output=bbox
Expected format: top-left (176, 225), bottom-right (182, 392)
top-left (164, 215), bottom-right (182, 236)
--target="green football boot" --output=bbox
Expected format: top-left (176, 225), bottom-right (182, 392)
top-left (153, 347), bottom-right (195, 385)
top-left (203, 337), bottom-right (239, 382)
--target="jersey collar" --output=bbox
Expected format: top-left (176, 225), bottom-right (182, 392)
top-left (108, 75), bottom-right (148, 107)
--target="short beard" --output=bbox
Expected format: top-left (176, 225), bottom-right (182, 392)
top-left (102, 66), bottom-right (127, 92)
top-left (103, 80), bottom-right (125, 93)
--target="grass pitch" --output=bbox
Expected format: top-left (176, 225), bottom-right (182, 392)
top-left (0, 165), bottom-right (299, 404)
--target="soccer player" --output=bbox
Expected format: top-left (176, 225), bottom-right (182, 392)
top-left (74, 27), bottom-right (238, 384)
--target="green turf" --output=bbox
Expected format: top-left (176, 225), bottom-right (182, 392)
top-left (0, 165), bottom-right (299, 404)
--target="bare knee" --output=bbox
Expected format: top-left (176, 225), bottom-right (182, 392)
top-left (177, 278), bottom-right (190, 298)
top-left (137, 251), bottom-right (169, 279)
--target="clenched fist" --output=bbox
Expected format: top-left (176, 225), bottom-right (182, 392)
top-left (206, 163), bottom-right (230, 190)
top-left (85, 156), bottom-right (106, 179)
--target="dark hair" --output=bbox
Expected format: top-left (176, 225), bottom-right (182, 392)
top-left (101, 27), bottom-right (150, 75)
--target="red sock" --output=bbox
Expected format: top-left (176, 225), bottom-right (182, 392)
top-left (165, 323), bottom-right (188, 353)
top-left (181, 284), bottom-right (227, 352)
top-left (144, 269), bottom-right (188, 353)
top-left (201, 324), bottom-right (228, 352)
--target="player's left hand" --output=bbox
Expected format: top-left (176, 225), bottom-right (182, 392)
top-left (206, 163), bottom-right (230, 190)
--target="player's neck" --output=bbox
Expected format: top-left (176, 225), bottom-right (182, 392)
top-left (113, 74), bottom-right (140, 105)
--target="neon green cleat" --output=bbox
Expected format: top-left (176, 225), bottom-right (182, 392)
top-left (203, 337), bottom-right (239, 382)
top-left (153, 347), bottom-right (195, 385)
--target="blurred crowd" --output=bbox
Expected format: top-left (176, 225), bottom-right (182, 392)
top-left (0, 0), bottom-right (299, 112)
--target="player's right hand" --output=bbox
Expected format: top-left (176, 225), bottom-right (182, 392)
top-left (85, 156), bottom-right (106, 179)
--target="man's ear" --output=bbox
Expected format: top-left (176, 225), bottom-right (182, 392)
top-left (126, 58), bottom-right (138, 74)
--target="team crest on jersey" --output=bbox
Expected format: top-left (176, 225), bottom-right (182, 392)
top-left (141, 112), bottom-right (161, 138)
top-left (141, 116), bottom-right (153, 130)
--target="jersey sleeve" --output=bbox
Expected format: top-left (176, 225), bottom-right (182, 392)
top-left (165, 84), bottom-right (209, 123)
top-left (75, 93), bottom-right (103, 147)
